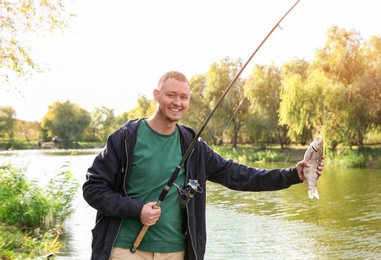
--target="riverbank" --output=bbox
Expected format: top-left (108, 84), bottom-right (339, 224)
top-left (1, 140), bottom-right (380, 168)
top-left (210, 144), bottom-right (381, 169)
top-left (1, 149), bottom-right (380, 259)
top-left (0, 163), bottom-right (79, 259)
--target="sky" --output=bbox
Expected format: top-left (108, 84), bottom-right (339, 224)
top-left (2, 0), bottom-right (381, 122)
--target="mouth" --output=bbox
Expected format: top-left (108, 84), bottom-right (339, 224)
top-left (170, 108), bottom-right (181, 113)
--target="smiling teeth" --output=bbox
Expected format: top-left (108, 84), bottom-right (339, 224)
top-left (171, 109), bottom-right (180, 112)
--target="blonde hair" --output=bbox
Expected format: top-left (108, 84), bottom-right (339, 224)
top-left (157, 71), bottom-right (190, 90)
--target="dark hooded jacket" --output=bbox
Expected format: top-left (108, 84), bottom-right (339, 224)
top-left (82, 118), bottom-right (302, 260)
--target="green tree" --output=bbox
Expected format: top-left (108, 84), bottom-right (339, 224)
top-left (181, 73), bottom-right (210, 135)
top-left (245, 63), bottom-right (286, 148)
top-left (279, 66), bottom-right (330, 145)
top-left (40, 100), bottom-right (91, 148)
top-left (128, 94), bottom-right (155, 119)
top-left (0, 106), bottom-right (16, 141)
top-left (115, 112), bottom-right (130, 129)
top-left (17, 120), bottom-right (40, 143)
top-left (1, 0), bottom-right (74, 88)
top-left (314, 26), bottom-right (379, 149)
top-left (109, 96), bottom-right (156, 134)
top-left (87, 106), bottom-right (116, 142)
top-left (205, 56), bottom-right (244, 146)
top-left (360, 36), bottom-right (381, 131)
top-left (282, 58), bottom-right (310, 80)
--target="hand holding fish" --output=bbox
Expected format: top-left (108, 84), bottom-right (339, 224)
top-left (295, 136), bottom-right (325, 199)
top-left (296, 157), bottom-right (325, 182)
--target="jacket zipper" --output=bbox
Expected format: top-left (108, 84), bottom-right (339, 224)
top-left (108, 138), bottom-right (129, 260)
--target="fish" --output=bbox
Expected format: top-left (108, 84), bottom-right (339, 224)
top-left (303, 135), bottom-right (323, 199)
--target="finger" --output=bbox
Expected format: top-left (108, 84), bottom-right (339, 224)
top-left (303, 161), bottom-right (311, 168)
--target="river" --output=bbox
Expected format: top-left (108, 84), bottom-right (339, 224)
top-left (1, 149), bottom-right (380, 260)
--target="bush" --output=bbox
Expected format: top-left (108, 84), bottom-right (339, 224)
top-left (211, 145), bottom-right (283, 164)
top-left (325, 149), bottom-right (366, 168)
top-left (0, 163), bottom-right (79, 259)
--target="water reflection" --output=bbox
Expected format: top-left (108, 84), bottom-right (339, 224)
top-left (205, 166), bottom-right (381, 259)
top-left (0, 150), bottom-right (380, 259)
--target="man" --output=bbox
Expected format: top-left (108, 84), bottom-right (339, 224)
top-left (83, 71), bottom-right (324, 260)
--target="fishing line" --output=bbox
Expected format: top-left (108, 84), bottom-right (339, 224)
top-left (219, 97), bottom-right (245, 140)
top-left (219, 71), bottom-right (258, 140)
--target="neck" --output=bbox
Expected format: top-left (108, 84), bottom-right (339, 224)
top-left (146, 116), bottom-right (176, 135)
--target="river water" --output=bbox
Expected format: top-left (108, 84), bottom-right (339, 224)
top-left (1, 149), bottom-right (380, 260)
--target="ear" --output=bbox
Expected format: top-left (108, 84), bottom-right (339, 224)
top-left (153, 89), bottom-right (160, 101)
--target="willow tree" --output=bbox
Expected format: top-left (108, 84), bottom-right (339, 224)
top-left (278, 58), bottom-right (311, 145)
top-left (360, 36), bottom-right (381, 132)
top-left (244, 64), bottom-right (286, 148)
top-left (279, 65), bottom-right (330, 145)
top-left (181, 73), bottom-right (210, 134)
top-left (313, 26), bottom-right (379, 149)
top-left (1, 0), bottom-right (73, 89)
top-left (204, 56), bottom-right (245, 146)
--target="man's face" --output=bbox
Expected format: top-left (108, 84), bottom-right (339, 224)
top-left (154, 78), bottom-right (190, 123)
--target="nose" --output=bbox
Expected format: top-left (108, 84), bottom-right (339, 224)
top-left (173, 96), bottom-right (181, 105)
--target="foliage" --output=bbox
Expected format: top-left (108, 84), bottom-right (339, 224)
top-left (0, 106), bottom-right (17, 140)
top-left (181, 73), bottom-right (210, 133)
top-left (40, 100), bottom-right (91, 148)
top-left (245, 63), bottom-right (286, 148)
top-left (325, 149), bottom-right (366, 168)
top-left (2, 25), bottom-right (381, 155)
top-left (17, 120), bottom-right (41, 142)
top-left (312, 26), bottom-right (381, 149)
top-left (0, 163), bottom-right (79, 258)
top-left (0, 137), bottom-right (40, 150)
top-left (204, 56), bottom-right (245, 146)
top-left (1, 0), bottom-right (74, 88)
top-left (128, 94), bottom-right (155, 119)
top-left (280, 68), bottom-right (331, 144)
top-left (0, 225), bottom-right (61, 260)
top-left (86, 106), bottom-right (116, 142)
top-left (0, 163), bottom-right (79, 229)
top-left (211, 145), bottom-right (284, 164)
top-left (325, 146), bottom-right (381, 168)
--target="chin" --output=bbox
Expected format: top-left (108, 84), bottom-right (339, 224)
top-left (166, 114), bottom-right (182, 122)
top-left (168, 117), bottom-right (180, 123)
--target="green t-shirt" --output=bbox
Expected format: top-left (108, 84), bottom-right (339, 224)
top-left (114, 119), bottom-right (186, 252)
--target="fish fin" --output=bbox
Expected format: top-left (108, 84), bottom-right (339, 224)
top-left (308, 187), bottom-right (320, 200)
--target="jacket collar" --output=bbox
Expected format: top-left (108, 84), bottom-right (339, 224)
top-left (121, 118), bottom-right (196, 147)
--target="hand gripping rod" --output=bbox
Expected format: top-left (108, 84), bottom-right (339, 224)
top-left (131, 0), bottom-right (300, 253)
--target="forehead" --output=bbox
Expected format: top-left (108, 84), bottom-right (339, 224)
top-left (161, 78), bottom-right (190, 94)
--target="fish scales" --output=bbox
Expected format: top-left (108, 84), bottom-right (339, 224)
top-left (303, 136), bottom-right (323, 199)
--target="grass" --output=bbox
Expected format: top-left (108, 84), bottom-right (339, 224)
top-left (211, 143), bottom-right (381, 169)
top-left (0, 163), bottom-right (80, 259)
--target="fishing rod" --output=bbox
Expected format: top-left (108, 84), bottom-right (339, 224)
top-left (130, 0), bottom-right (301, 253)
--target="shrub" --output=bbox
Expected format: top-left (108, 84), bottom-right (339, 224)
top-left (0, 163), bottom-right (79, 259)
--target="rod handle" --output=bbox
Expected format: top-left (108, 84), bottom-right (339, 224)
top-left (130, 224), bottom-right (149, 253)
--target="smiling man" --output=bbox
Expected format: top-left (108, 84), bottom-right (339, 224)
top-left (148, 73), bottom-right (190, 133)
top-left (83, 70), bottom-right (324, 260)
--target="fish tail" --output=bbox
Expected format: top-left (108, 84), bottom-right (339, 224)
top-left (308, 187), bottom-right (320, 200)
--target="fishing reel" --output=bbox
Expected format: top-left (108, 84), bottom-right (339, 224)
top-left (174, 179), bottom-right (203, 209)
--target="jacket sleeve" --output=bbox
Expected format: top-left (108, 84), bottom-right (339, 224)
top-left (201, 142), bottom-right (302, 191)
top-left (82, 130), bottom-right (144, 220)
